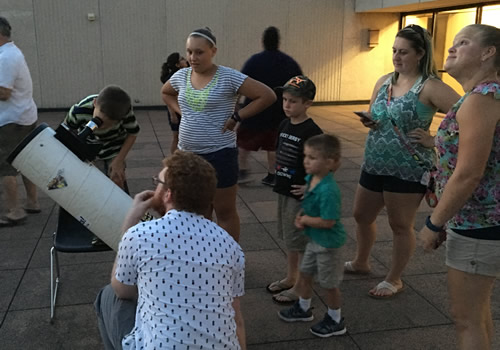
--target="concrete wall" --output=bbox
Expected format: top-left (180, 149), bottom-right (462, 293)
top-left (2, 0), bottom-right (399, 108)
top-left (356, 0), bottom-right (499, 12)
top-left (340, 1), bottom-right (399, 101)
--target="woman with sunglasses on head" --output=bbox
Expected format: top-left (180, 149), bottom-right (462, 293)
top-left (160, 52), bottom-right (189, 154)
top-left (161, 27), bottom-right (276, 242)
top-left (419, 24), bottom-right (500, 350)
top-left (344, 25), bottom-right (460, 298)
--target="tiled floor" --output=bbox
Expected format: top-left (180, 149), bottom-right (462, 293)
top-left (0, 105), bottom-right (498, 349)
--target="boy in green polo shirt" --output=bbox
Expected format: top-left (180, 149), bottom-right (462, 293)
top-left (278, 133), bottom-right (347, 338)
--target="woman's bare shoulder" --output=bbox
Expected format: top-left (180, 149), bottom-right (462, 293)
top-left (420, 77), bottom-right (460, 112)
top-left (373, 73), bottom-right (392, 91)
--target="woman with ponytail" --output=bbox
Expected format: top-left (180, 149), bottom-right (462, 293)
top-left (344, 25), bottom-right (459, 298)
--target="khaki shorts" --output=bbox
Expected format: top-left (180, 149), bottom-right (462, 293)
top-left (300, 241), bottom-right (344, 289)
top-left (0, 122), bottom-right (37, 176)
top-left (446, 230), bottom-right (500, 278)
top-left (277, 194), bottom-right (308, 251)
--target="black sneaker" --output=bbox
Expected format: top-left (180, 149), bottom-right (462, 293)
top-left (278, 301), bottom-right (314, 322)
top-left (310, 313), bottom-right (346, 337)
top-left (261, 173), bottom-right (275, 186)
top-left (238, 170), bottom-right (252, 184)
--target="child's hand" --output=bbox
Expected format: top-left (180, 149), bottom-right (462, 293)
top-left (294, 213), bottom-right (305, 230)
top-left (290, 185), bottom-right (305, 199)
top-left (294, 209), bottom-right (305, 229)
top-left (109, 159), bottom-right (126, 189)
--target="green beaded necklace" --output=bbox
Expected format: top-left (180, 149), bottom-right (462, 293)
top-left (185, 68), bottom-right (219, 112)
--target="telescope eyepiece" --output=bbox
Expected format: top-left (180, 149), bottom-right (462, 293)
top-left (78, 116), bottom-right (103, 140)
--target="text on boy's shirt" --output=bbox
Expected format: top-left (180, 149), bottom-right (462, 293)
top-left (280, 132), bottom-right (302, 143)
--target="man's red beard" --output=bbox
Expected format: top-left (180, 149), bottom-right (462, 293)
top-left (151, 190), bottom-right (167, 216)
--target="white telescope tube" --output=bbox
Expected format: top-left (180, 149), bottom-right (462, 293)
top-left (8, 124), bottom-right (131, 250)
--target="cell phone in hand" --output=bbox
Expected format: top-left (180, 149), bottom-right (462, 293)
top-left (354, 111), bottom-right (374, 121)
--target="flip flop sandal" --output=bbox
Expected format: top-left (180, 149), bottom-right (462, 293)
top-left (0, 216), bottom-right (26, 227)
top-left (0, 218), bottom-right (16, 227)
top-left (266, 280), bottom-right (293, 294)
top-left (24, 207), bottom-right (42, 214)
top-left (272, 289), bottom-right (299, 305)
top-left (368, 280), bottom-right (405, 299)
top-left (344, 261), bottom-right (370, 275)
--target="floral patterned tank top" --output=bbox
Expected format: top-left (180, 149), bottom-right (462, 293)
top-left (435, 82), bottom-right (500, 230)
top-left (363, 75), bottom-right (437, 182)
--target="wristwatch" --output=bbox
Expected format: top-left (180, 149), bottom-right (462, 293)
top-left (425, 216), bottom-right (443, 232)
top-left (231, 111), bottom-right (242, 123)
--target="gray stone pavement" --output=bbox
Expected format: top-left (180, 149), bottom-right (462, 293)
top-left (0, 105), bottom-right (498, 349)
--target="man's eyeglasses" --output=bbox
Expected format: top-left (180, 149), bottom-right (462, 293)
top-left (152, 176), bottom-right (166, 187)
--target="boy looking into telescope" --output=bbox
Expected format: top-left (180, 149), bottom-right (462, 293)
top-left (64, 85), bottom-right (140, 192)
